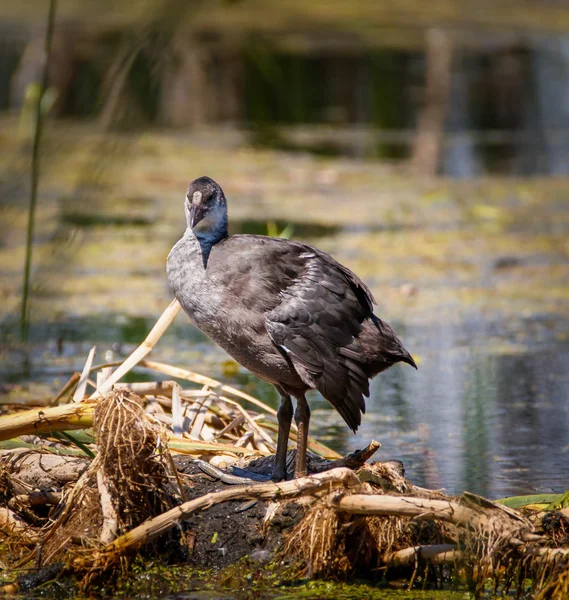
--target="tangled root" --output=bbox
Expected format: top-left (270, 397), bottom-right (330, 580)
top-left (283, 496), bottom-right (451, 581)
top-left (93, 389), bottom-right (171, 532)
top-left (283, 501), bottom-right (343, 576)
top-left (39, 390), bottom-right (173, 571)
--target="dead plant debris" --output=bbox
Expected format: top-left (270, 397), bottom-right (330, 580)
top-left (0, 301), bottom-right (567, 597)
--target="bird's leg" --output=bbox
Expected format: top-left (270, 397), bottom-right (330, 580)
top-left (293, 394), bottom-right (310, 478)
top-left (272, 387), bottom-right (293, 481)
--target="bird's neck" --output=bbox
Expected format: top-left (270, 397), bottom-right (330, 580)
top-left (185, 218), bottom-right (228, 267)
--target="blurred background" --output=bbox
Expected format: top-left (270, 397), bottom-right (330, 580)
top-left (1, 0), bottom-right (568, 499)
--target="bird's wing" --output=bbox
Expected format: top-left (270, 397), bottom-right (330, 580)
top-left (265, 247), bottom-right (374, 432)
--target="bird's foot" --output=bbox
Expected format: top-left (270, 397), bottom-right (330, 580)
top-left (270, 467), bottom-right (286, 482)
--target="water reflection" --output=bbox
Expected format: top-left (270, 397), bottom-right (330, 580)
top-left (338, 321), bottom-right (569, 499)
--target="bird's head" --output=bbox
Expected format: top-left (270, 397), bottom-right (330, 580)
top-left (185, 176), bottom-right (228, 243)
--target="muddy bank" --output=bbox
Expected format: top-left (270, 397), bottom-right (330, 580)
top-left (1, 392), bottom-right (568, 599)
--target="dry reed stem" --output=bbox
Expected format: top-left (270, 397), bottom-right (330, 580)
top-left (74, 346), bottom-right (96, 401)
top-left (96, 367), bottom-right (114, 392)
top-left (141, 359), bottom-right (278, 416)
top-left (90, 299), bottom-right (182, 398)
top-left (188, 395), bottom-right (212, 439)
top-left (88, 468), bottom-right (360, 560)
top-left (166, 437), bottom-right (265, 456)
top-left (171, 383), bottom-right (183, 436)
top-left (0, 402), bottom-right (96, 441)
top-left (51, 372), bottom-right (80, 405)
top-left (219, 396), bottom-right (277, 451)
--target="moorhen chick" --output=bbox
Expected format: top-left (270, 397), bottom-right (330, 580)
top-left (167, 176), bottom-right (416, 480)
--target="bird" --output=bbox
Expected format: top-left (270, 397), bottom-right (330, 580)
top-left (167, 176), bottom-right (416, 481)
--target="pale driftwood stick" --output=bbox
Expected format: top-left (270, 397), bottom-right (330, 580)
top-left (386, 544), bottom-right (461, 567)
top-left (220, 396), bottom-right (277, 451)
top-left (73, 346), bottom-right (96, 402)
top-left (98, 468), bottom-right (360, 556)
top-left (97, 470), bottom-right (118, 545)
top-left (91, 299), bottom-right (182, 398)
top-left (0, 402), bottom-right (95, 441)
top-left (328, 493), bottom-right (482, 527)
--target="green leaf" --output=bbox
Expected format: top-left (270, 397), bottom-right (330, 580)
top-left (0, 439), bottom-right (88, 457)
top-left (51, 431), bottom-right (96, 458)
top-left (496, 494), bottom-right (563, 509)
top-left (545, 491), bottom-right (569, 510)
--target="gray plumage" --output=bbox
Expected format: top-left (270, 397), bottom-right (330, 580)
top-left (167, 176), bottom-right (416, 479)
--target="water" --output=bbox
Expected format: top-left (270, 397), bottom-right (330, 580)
top-left (1, 121), bottom-right (568, 501)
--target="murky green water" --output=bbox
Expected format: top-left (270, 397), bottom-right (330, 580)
top-left (1, 119), bottom-right (568, 500)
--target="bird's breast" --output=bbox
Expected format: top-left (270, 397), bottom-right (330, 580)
top-left (166, 236), bottom-right (221, 328)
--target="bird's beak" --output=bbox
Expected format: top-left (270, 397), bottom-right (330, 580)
top-left (189, 204), bottom-right (198, 228)
top-left (189, 204), bottom-right (204, 229)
